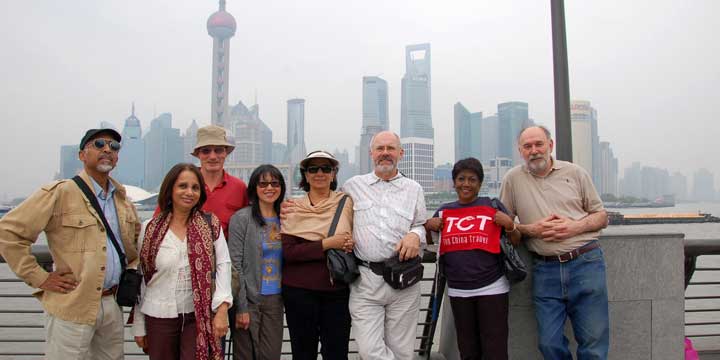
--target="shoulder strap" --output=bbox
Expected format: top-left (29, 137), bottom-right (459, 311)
top-left (72, 176), bottom-right (127, 269)
top-left (327, 195), bottom-right (349, 237)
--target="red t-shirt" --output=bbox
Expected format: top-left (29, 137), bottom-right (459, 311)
top-left (203, 171), bottom-right (248, 237)
top-left (154, 170), bottom-right (248, 238)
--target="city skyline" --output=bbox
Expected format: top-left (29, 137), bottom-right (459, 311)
top-left (1, 1), bottom-right (719, 197)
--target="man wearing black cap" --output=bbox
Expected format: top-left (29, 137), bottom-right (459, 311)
top-left (0, 128), bottom-right (140, 359)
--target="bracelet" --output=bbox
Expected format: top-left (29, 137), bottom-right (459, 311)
top-left (508, 223), bottom-right (518, 233)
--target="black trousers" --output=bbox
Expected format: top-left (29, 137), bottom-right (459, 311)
top-left (282, 285), bottom-right (351, 360)
top-left (449, 292), bottom-right (509, 360)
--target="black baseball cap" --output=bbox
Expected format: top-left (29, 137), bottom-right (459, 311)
top-left (79, 128), bottom-right (122, 150)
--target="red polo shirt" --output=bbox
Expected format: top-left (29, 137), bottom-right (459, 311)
top-left (153, 170), bottom-right (248, 238)
top-left (203, 171), bottom-right (248, 237)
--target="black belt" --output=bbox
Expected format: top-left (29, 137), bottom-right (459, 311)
top-left (358, 259), bottom-right (385, 276)
top-left (533, 241), bottom-right (600, 263)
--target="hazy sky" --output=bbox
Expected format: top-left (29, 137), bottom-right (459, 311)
top-left (1, 1), bottom-right (718, 198)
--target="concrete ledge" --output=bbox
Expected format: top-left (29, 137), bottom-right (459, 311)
top-left (438, 232), bottom-right (686, 359)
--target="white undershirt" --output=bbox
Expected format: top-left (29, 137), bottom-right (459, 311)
top-left (447, 275), bottom-right (510, 298)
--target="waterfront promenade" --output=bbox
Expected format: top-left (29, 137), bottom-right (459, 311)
top-left (0, 222), bottom-right (718, 359)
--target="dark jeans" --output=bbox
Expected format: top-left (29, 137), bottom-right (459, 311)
top-left (145, 313), bottom-right (197, 360)
top-left (449, 292), bottom-right (509, 360)
top-left (282, 285), bottom-right (351, 360)
top-left (532, 244), bottom-right (609, 360)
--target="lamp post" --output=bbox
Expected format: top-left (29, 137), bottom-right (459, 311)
top-left (551, 0), bottom-right (573, 161)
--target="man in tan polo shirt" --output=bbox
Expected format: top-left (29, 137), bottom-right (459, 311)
top-left (500, 125), bottom-right (609, 360)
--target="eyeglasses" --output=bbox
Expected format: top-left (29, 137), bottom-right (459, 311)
top-left (258, 181), bottom-right (281, 188)
top-left (304, 165), bottom-right (334, 174)
top-left (199, 146), bottom-right (227, 155)
top-left (91, 139), bottom-right (121, 152)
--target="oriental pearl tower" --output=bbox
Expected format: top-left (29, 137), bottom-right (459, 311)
top-left (207, 0), bottom-right (237, 128)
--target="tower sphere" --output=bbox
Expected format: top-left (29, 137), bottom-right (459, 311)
top-left (207, 11), bottom-right (237, 39)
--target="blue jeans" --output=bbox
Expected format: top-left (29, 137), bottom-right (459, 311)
top-left (532, 243), bottom-right (609, 360)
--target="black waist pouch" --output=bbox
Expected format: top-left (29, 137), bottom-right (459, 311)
top-left (116, 269), bottom-right (142, 307)
top-left (382, 256), bottom-right (423, 290)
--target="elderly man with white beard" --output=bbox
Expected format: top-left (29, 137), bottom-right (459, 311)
top-left (0, 128), bottom-right (140, 359)
top-left (341, 131), bottom-right (427, 360)
top-left (499, 125), bottom-right (609, 360)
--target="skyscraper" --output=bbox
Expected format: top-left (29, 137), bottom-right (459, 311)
top-left (286, 99), bottom-right (307, 167)
top-left (399, 44), bottom-right (434, 190)
top-left (207, 0), bottom-right (237, 128)
top-left (226, 101), bottom-right (272, 165)
top-left (692, 168), bottom-right (716, 201)
top-left (143, 113), bottom-right (183, 190)
top-left (183, 119), bottom-right (200, 165)
top-left (480, 114), bottom-right (499, 164)
top-left (571, 100), bottom-right (595, 178)
top-left (598, 141), bottom-right (618, 196)
top-left (59, 145), bottom-right (82, 179)
top-left (272, 143), bottom-right (288, 164)
top-left (497, 101), bottom-right (529, 165)
top-left (453, 102), bottom-right (482, 162)
top-left (670, 172), bottom-right (688, 201)
top-left (359, 76), bottom-right (389, 174)
top-left (114, 104), bottom-right (145, 187)
top-left (400, 44), bottom-right (433, 139)
top-left (571, 100), bottom-right (601, 186)
top-left (399, 137), bottom-right (434, 193)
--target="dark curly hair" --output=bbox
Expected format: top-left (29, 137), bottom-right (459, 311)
top-left (452, 157), bottom-right (485, 184)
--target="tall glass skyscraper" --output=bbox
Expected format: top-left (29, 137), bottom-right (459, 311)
top-left (114, 104), bottom-right (145, 187)
top-left (497, 101), bottom-right (529, 165)
top-left (453, 102), bottom-right (482, 162)
top-left (286, 98), bottom-right (307, 167)
top-left (400, 43), bottom-right (433, 139)
top-left (143, 113), bottom-right (183, 191)
top-left (399, 43), bottom-right (434, 193)
top-left (359, 76), bottom-right (389, 174)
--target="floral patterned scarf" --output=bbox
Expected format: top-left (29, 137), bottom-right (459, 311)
top-left (141, 210), bottom-right (222, 360)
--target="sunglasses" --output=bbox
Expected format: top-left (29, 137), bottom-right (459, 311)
top-left (91, 139), bottom-right (122, 152)
top-left (258, 180), bottom-right (281, 188)
top-left (304, 165), bottom-right (334, 174)
top-left (199, 146), bottom-right (227, 155)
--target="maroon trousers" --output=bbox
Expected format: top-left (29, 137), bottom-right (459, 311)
top-left (145, 313), bottom-right (198, 360)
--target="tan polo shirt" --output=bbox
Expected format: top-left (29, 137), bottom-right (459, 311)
top-left (499, 159), bottom-right (604, 256)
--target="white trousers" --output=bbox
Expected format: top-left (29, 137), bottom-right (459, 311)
top-left (349, 266), bottom-right (421, 360)
top-left (45, 295), bottom-right (124, 360)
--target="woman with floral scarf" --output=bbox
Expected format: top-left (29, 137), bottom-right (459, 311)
top-left (132, 163), bottom-right (233, 360)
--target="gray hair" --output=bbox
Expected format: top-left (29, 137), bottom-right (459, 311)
top-left (517, 125), bottom-right (552, 143)
top-left (369, 130), bottom-right (402, 148)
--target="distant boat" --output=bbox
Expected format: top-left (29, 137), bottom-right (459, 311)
top-left (605, 194), bottom-right (676, 209)
top-left (0, 205), bottom-right (13, 218)
top-left (608, 211), bottom-right (720, 225)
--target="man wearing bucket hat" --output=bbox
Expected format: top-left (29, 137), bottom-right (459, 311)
top-left (0, 128), bottom-right (140, 359)
top-left (190, 125), bottom-right (248, 237)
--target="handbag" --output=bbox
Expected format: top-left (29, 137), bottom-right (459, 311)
top-left (491, 198), bottom-right (527, 284)
top-left (72, 176), bottom-right (142, 307)
top-left (382, 255), bottom-right (423, 290)
top-left (326, 195), bottom-right (360, 284)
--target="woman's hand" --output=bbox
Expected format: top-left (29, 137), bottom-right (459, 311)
top-left (235, 312), bottom-right (250, 330)
top-left (494, 212), bottom-right (515, 232)
top-left (134, 336), bottom-right (148, 351)
top-left (212, 303), bottom-right (230, 338)
top-left (424, 217), bottom-right (443, 232)
top-left (322, 233), bottom-right (351, 251)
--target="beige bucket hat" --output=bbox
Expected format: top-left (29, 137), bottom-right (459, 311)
top-left (192, 125), bottom-right (235, 155)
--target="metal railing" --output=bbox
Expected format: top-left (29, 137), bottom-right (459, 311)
top-left (0, 246), bottom-right (444, 359)
top-left (684, 238), bottom-right (720, 352)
